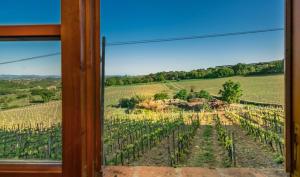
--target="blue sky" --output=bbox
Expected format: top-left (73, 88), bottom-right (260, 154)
top-left (0, 0), bottom-right (61, 75)
top-left (0, 0), bottom-right (284, 75)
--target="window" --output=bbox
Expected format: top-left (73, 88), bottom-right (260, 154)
top-left (0, 41), bottom-right (62, 162)
top-left (100, 0), bottom-right (297, 177)
top-left (0, 1), bottom-right (100, 177)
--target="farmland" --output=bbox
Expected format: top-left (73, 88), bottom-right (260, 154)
top-left (0, 74), bottom-right (285, 169)
top-left (105, 74), bottom-right (284, 106)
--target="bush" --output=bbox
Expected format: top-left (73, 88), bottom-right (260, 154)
top-left (31, 89), bottom-right (55, 102)
top-left (173, 89), bottom-right (188, 100)
top-left (118, 95), bottom-right (145, 109)
top-left (196, 90), bottom-right (212, 100)
top-left (154, 92), bottom-right (169, 100)
top-left (274, 154), bottom-right (284, 164)
top-left (219, 80), bottom-right (243, 103)
top-left (187, 90), bottom-right (212, 100)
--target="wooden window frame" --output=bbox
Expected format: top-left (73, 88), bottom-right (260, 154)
top-left (0, 0), bottom-right (298, 177)
top-left (0, 0), bottom-right (100, 177)
top-left (285, 0), bottom-right (293, 174)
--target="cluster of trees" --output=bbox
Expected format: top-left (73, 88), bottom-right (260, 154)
top-left (30, 88), bottom-right (56, 103)
top-left (106, 60), bottom-right (284, 86)
top-left (118, 80), bottom-right (243, 111)
top-left (157, 80), bottom-right (242, 104)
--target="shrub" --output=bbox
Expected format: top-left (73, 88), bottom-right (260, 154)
top-left (187, 90), bottom-right (212, 100)
top-left (31, 89), bottom-right (55, 102)
top-left (118, 95), bottom-right (145, 109)
top-left (274, 153), bottom-right (284, 164)
top-left (173, 89), bottom-right (188, 100)
top-left (196, 90), bottom-right (212, 100)
top-left (154, 92), bottom-right (169, 100)
top-left (219, 80), bottom-right (243, 103)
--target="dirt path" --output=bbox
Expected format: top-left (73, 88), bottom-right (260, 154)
top-left (182, 125), bottom-right (213, 167)
top-left (104, 166), bottom-right (288, 177)
top-left (181, 114), bottom-right (230, 168)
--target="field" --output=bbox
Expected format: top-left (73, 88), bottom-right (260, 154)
top-left (105, 74), bottom-right (284, 105)
top-left (0, 74), bottom-right (285, 168)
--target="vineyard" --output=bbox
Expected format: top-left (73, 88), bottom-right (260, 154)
top-left (0, 99), bottom-right (285, 167)
top-left (0, 75), bottom-right (285, 169)
top-left (0, 101), bottom-right (62, 160)
top-left (104, 112), bottom-right (200, 166)
top-left (103, 105), bottom-right (284, 168)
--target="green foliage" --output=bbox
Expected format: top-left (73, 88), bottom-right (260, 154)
top-left (31, 89), bottom-right (55, 102)
top-left (187, 90), bottom-right (212, 101)
top-left (196, 90), bottom-right (212, 100)
top-left (118, 95), bottom-right (145, 109)
top-left (0, 88), bottom-right (13, 95)
top-left (174, 89), bottom-right (188, 100)
top-left (0, 124), bottom-right (62, 160)
top-left (219, 80), bottom-right (243, 103)
top-left (105, 60), bottom-right (284, 86)
top-left (274, 153), bottom-right (284, 164)
top-left (154, 92), bottom-right (169, 100)
top-left (16, 93), bottom-right (28, 99)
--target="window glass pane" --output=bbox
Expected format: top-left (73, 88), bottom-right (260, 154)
top-left (0, 0), bottom-right (60, 25)
top-left (102, 0), bottom-right (286, 176)
top-left (0, 41), bottom-right (61, 161)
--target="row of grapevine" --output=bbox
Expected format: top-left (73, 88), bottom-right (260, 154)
top-left (213, 115), bottom-right (236, 167)
top-left (0, 123), bottom-right (62, 160)
top-left (225, 111), bottom-right (284, 155)
top-left (104, 112), bottom-right (201, 165)
top-left (243, 108), bottom-right (284, 135)
top-left (167, 115), bottom-right (200, 166)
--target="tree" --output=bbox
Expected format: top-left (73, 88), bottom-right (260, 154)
top-left (233, 63), bottom-right (248, 75)
top-left (154, 92), bottom-right (169, 100)
top-left (174, 89), bottom-right (188, 100)
top-left (219, 80), bottom-right (243, 103)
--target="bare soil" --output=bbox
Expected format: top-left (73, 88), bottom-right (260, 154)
top-left (104, 166), bottom-right (288, 177)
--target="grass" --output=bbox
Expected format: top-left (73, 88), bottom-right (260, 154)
top-left (174, 75), bottom-right (284, 105)
top-left (104, 74), bottom-right (284, 106)
top-left (105, 83), bottom-right (168, 106)
top-left (194, 125), bottom-right (214, 166)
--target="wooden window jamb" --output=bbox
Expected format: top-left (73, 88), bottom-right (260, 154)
top-left (0, 24), bottom-right (62, 177)
top-left (0, 1), bottom-right (101, 177)
top-left (285, 0), bottom-right (293, 174)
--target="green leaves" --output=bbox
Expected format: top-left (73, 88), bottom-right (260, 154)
top-left (219, 80), bottom-right (243, 104)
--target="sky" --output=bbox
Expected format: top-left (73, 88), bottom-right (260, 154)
top-left (0, 0), bottom-right (61, 76)
top-left (0, 0), bottom-right (284, 76)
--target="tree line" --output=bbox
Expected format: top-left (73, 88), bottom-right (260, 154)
top-left (105, 60), bottom-right (284, 86)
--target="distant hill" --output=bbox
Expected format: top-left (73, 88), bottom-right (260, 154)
top-left (0, 75), bottom-right (61, 80)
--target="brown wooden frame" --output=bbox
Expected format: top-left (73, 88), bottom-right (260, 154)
top-left (285, 0), bottom-right (294, 174)
top-left (289, 1), bottom-right (300, 177)
top-left (0, 0), bottom-right (100, 177)
top-left (0, 0), bottom-right (297, 177)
